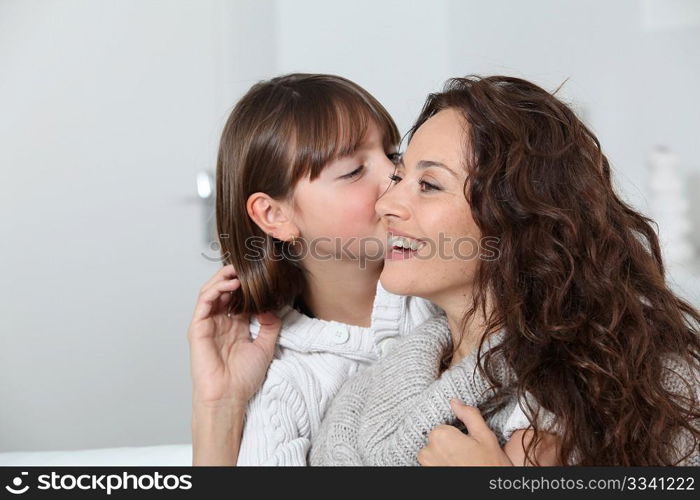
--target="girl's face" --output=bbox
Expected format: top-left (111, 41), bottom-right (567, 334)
top-left (375, 108), bottom-right (482, 304)
top-left (290, 120), bottom-right (397, 264)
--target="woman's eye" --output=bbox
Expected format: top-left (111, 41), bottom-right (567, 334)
top-left (342, 165), bottom-right (364, 179)
top-left (388, 171), bottom-right (439, 191)
top-left (419, 179), bottom-right (440, 192)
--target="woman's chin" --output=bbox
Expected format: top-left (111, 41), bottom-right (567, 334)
top-left (379, 270), bottom-right (428, 300)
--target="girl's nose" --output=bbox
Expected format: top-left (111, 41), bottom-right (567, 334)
top-left (374, 154), bottom-right (399, 197)
top-left (375, 175), bottom-right (409, 222)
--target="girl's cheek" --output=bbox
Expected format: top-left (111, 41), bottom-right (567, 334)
top-left (354, 179), bottom-right (384, 212)
top-left (347, 190), bottom-right (379, 221)
top-left (314, 180), bottom-right (383, 238)
top-left (329, 200), bottom-right (380, 241)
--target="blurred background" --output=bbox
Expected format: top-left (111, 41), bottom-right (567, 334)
top-left (1, 0), bottom-right (699, 459)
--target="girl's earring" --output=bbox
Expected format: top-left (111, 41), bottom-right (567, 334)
top-left (288, 235), bottom-right (303, 258)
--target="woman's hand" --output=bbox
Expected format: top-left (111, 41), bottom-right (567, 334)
top-left (418, 399), bottom-right (561, 466)
top-left (417, 399), bottom-right (514, 466)
top-left (187, 264), bottom-right (282, 409)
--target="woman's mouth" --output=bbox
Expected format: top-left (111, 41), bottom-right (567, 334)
top-left (386, 234), bottom-right (425, 260)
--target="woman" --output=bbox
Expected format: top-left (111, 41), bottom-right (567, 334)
top-left (309, 75), bottom-right (700, 466)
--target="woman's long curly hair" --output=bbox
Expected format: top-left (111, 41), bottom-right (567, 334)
top-left (409, 75), bottom-right (700, 465)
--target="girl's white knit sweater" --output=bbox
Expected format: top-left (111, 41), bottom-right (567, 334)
top-left (236, 280), bottom-right (440, 465)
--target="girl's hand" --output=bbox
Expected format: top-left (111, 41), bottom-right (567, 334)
top-left (187, 264), bottom-right (282, 410)
top-left (417, 399), bottom-right (514, 466)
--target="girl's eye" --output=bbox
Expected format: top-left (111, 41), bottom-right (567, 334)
top-left (342, 165), bottom-right (364, 179)
top-left (388, 173), bottom-right (402, 183)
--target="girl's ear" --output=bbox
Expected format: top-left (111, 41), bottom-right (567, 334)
top-left (246, 192), bottom-right (299, 242)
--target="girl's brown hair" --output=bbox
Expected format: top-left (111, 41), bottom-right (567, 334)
top-left (410, 75), bottom-right (700, 465)
top-left (216, 73), bottom-right (399, 315)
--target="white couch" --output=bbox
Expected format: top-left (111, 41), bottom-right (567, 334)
top-left (0, 444), bottom-right (192, 466)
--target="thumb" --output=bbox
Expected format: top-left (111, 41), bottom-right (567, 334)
top-left (253, 311), bottom-right (282, 354)
top-left (450, 399), bottom-right (492, 440)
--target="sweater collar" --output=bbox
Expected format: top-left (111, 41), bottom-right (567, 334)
top-left (248, 280), bottom-right (405, 360)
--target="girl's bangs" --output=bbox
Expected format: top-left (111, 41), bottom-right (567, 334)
top-left (288, 92), bottom-right (399, 183)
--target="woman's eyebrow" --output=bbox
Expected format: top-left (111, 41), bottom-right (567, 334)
top-left (414, 159), bottom-right (458, 177)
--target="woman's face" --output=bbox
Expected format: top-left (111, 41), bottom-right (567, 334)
top-left (375, 108), bottom-right (482, 304)
top-left (290, 119), bottom-right (397, 265)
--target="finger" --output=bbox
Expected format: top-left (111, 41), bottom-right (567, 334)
top-left (199, 265), bottom-right (237, 296)
top-left (416, 447), bottom-right (432, 466)
top-left (427, 424), bottom-right (455, 443)
top-left (199, 264), bottom-right (238, 295)
top-left (450, 399), bottom-right (494, 441)
top-left (253, 311), bottom-right (282, 356)
top-left (193, 278), bottom-right (241, 321)
top-left (203, 278), bottom-right (241, 318)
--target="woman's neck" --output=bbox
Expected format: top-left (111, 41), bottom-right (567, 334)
top-left (432, 288), bottom-right (490, 368)
top-left (301, 256), bottom-right (382, 328)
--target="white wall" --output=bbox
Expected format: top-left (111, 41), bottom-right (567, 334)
top-left (275, 0), bottom-right (453, 137)
top-left (0, 0), bottom-right (275, 452)
top-left (448, 0), bottom-right (700, 210)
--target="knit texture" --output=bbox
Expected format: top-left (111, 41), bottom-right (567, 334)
top-left (309, 311), bottom-right (700, 466)
top-left (236, 280), bottom-right (440, 465)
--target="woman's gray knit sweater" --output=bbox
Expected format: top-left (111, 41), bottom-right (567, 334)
top-left (308, 311), bottom-right (700, 466)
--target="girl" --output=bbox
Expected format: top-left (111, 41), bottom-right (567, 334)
top-left (309, 75), bottom-right (700, 466)
top-left (187, 73), bottom-right (445, 465)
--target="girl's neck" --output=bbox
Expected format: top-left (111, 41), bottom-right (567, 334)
top-left (301, 257), bottom-right (382, 328)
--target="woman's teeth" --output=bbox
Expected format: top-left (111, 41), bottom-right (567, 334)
top-left (388, 235), bottom-right (421, 251)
